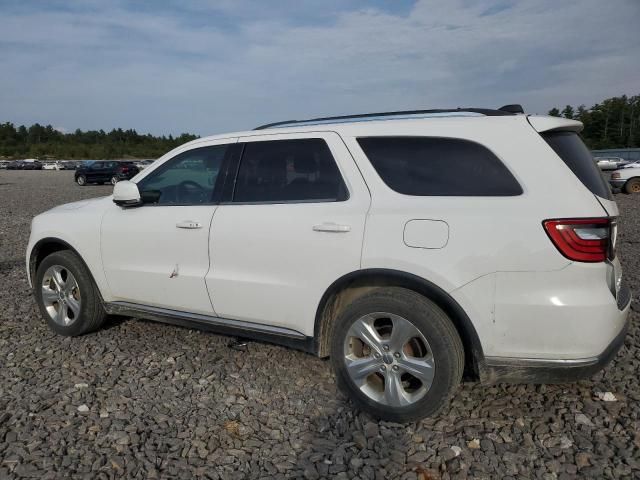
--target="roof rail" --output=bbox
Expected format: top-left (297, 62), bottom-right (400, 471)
top-left (254, 106), bottom-right (520, 130)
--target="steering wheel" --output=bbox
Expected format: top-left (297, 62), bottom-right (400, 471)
top-left (177, 180), bottom-right (207, 203)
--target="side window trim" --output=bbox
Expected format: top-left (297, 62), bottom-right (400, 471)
top-left (225, 138), bottom-right (350, 205)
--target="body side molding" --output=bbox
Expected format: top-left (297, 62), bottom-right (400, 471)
top-left (104, 301), bottom-right (316, 353)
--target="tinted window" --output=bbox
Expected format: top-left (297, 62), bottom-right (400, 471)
top-left (137, 145), bottom-right (229, 205)
top-left (233, 139), bottom-right (348, 203)
top-left (357, 137), bottom-right (522, 196)
top-left (542, 131), bottom-right (612, 200)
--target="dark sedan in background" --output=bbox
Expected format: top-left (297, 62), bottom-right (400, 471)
top-left (6, 160), bottom-right (43, 170)
top-left (74, 161), bottom-right (139, 186)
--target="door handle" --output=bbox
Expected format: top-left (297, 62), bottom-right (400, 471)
top-left (176, 220), bottom-right (202, 229)
top-left (312, 223), bottom-right (351, 233)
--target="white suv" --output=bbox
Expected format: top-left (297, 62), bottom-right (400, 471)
top-left (26, 106), bottom-right (631, 422)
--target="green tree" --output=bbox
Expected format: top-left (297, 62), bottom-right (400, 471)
top-left (561, 105), bottom-right (575, 119)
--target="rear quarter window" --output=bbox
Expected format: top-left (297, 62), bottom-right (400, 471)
top-left (357, 136), bottom-right (522, 196)
top-left (541, 131), bottom-right (612, 200)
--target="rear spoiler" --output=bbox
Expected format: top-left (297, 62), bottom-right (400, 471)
top-left (527, 115), bottom-right (583, 133)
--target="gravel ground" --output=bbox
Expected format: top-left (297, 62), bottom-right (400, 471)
top-left (0, 170), bottom-right (638, 479)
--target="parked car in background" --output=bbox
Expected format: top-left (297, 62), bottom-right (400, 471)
top-left (43, 162), bottom-right (62, 170)
top-left (6, 161), bottom-right (22, 170)
top-left (61, 161), bottom-right (79, 170)
top-left (610, 166), bottom-right (640, 193)
top-left (0, 160), bottom-right (8, 169)
top-left (74, 161), bottom-right (140, 186)
top-left (27, 106), bottom-right (630, 422)
top-left (620, 160), bottom-right (640, 169)
top-left (7, 160), bottom-right (43, 170)
top-left (135, 159), bottom-right (155, 170)
top-left (23, 159), bottom-right (43, 170)
top-left (595, 157), bottom-right (629, 171)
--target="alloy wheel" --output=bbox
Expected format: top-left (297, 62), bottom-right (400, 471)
top-left (41, 265), bottom-right (82, 326)
top-left (343, 312), bottom-right (435, 407)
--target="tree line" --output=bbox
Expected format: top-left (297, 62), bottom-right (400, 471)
top-left (548, 94), bottom-right (640, 150)
top-left (0, 123), bottom-right (199, 160)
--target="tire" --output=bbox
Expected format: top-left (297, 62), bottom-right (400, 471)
top-left (624, 178), bottom-right (640, 194)
top-left (76, 175), bottom-right (86, 186)
top-left (34, 250), bottom-right (107, 336)
top-left (330, 287), bottom-right (464, 422)
top-left (110, 176), bottom-right (118, 185)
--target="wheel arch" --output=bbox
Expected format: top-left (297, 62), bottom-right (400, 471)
top-left (29, 237), bottom-right (103, 300)
top-left (314, 268), bottom-right (485, 380)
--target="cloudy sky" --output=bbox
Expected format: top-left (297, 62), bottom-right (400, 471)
top-left (1, 0), bottom-right (638, 136)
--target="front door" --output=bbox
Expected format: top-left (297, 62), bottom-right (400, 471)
top-left (101, 139), bottom-right (236, 314)
top-left (206, 133), bottom-right (370, 335)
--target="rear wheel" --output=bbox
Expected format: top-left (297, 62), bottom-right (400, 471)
top-left (76, 175), bottom-right (86, 186)
top-left (35, 250), bottom-right (107, 336)
top-left (624, 178), bottom-right (640, 194)
top-left (330, 287), bottom-right (464, 422)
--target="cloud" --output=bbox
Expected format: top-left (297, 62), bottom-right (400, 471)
top-left (0, 0), bottom-right (638, 135)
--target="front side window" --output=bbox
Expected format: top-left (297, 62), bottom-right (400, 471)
top-left (137, 145), bottom-right (229, 205)
top-left (357, 136), bottom-right (522, 196)
top-left (233, 138), bottom-right (348, 203)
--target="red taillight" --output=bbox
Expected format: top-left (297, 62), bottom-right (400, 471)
top-left (543, 218), bottom-right (615, 263)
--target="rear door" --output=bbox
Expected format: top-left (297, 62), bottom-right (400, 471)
top-left (206, 132), bottom-right (370, 335)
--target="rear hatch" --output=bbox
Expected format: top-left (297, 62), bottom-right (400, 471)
top-left (528, 115), bottom-right (623, 302)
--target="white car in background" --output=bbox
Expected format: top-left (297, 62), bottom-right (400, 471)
top-left (26, 106), bottom-right (631, 422)
top-left (43, 162), bottom-right (62, 170)
top-left (610, 165), bottom-right (640, 193)
top-left (595, 156), bottom-right (628, 171)
top-left (620, 160), bottom-right (640, 169)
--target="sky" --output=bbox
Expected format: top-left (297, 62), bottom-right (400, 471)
top-left (1, 0), bottom-right (639, 136)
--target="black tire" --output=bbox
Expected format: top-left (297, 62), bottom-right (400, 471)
top-left (330, 287), bottom-right (464, 422)
top-left (76, 175), bottom-right (86, 186)
top-left (624, 178), bottom-right (640, 194)
top-left (34, 250), bottom-right (107, 336)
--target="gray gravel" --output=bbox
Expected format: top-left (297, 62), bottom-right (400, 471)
top-left (0, 170), bottom-right (639, 479)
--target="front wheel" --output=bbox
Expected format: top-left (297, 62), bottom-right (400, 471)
top-left (330, 287), bottom-right (464, 422)
top-left (34, 250), bottom-right (107, 336)
top-left (76, 175), bottom-right (86, 186)
top-left (624, 178), bottom-right (640, 194)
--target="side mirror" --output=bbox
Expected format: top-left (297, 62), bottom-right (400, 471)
top-left (113, 181), bottom-right (142, 208)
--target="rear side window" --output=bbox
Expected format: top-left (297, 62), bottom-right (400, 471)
top-left (541, 131), bottom-right (612, 200)
top-left (233, 139), bottom-right (348, 203)
top-left (357, 137), bottom-right (522, 196)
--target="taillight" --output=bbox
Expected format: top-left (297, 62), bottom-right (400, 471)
top-left (543, 218), bottom-right (615, 263)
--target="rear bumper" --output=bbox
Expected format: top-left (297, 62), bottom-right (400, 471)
top-left (609, 179), bottom-right (626, 189)
top-left (483, 283), bottom-right (631, 384)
